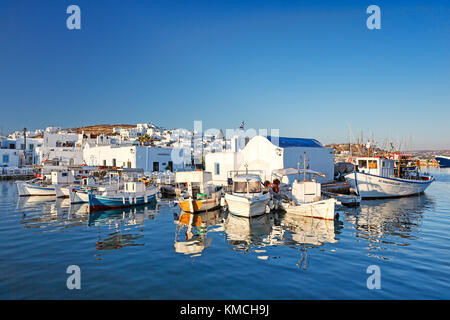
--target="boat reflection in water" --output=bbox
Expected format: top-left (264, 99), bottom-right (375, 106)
top-left (89, 202), bottom-right (158, 252)
top-left (280, 212), bottom-right (340, 246)
top-left (279, 211), bottom-right (342, 269)
top-left (17, 196), bottom-right (90, 229)
top-left (173, 209), bottom-right (224, 256)
top-left (223, 213), bottom-right (273, 250)
top-left (344, 194), bottom-right (434, 260)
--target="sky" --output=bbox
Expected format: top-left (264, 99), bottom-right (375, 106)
top-left (0, 0), bottom-right (449, 149)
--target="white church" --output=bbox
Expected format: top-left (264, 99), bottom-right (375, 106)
top-left (205, 135), bottom-right (335, 185)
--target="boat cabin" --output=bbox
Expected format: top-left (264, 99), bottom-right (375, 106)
top-left (231, 174), bottom-right (263, 195)
top-left (124, 181), bottom-right (145, 193)
top-left (51, 170), bottom-right (75, 185)
top-left (355, 157), bottom-right (394, 177)
top-left (175, 170), bottom-right (216, 198)
top-left (271, 168), bottom-right (326, 204)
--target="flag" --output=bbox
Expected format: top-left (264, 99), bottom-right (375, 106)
top-left (239, 121), bottom-right (245, 129)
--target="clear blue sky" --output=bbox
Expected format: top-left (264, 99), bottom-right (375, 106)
top-left (1, 0), bottom-right (449, 149)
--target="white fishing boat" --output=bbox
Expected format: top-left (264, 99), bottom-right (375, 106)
top-left (18, 169), bottom-right (75, 197)
top-left (19, 181), bottom-right (57, 196)
top-left (224, 172), bottom-right (271, 218)
top-left (344, 156), bottom-right (434, 199)
top-left (271, 168), bottom-right (337, 220)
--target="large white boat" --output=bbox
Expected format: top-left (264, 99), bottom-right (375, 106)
top-left (344, 156), bottom-right (434, 199)
top-left (224, 173), bottom-right (271, 218)
top-left (271, 168), bottom-right (337, 220)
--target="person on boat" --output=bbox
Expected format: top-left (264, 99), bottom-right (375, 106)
top-left (264, 180), bottom-right (271, 192)
top-left (271, 179), bottom-right (280, 193)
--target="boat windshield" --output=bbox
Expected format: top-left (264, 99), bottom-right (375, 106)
top-left (233, 181), bottom-right (261, 193)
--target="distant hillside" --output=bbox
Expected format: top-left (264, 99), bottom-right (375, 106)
top-left (65, 124), bottom-right (135, 136)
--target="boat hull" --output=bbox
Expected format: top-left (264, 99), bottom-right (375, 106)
top-left (69, 188), bottom-right (89, 203)
top-left (225, 193), bottom-right (270, 218)
top-left (88, 189), bottom-right (158, 212)
top-left (55, 185), bottom-right (71, 198)
top-left (280, 198), bottom-right (336, 220)
top-left (436, 156), bottom-right (450, 168)
top-left (178, 198), bottom-right (221, 213)
top-left (344, 171), bottom-right (434, 199)
top-left (20, 183), bottom-right (56, 196)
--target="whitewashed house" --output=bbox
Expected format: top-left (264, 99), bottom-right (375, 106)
top-left (1, 136), bottom-right (43, 167)
top-left (37, 129), bottom-right (83, 166)
top-left (82, 144), bottom-right (184, 172)
top-left (205, 135), bottom-right (335, 185)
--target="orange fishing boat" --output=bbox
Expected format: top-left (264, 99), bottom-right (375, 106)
top-left (175, 171), bottom-right (223, 213)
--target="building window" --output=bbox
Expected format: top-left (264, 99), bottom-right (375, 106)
top-left (2, 155), bottom-right (9, 163)
top-left (112, 159), bottom-right (116, 167)
top-left (103, 160), bottom-right (107, 166)
top-left (153, 162), bottom-right (159, 172)
top-left (215, 163), bottom-right (220, 175)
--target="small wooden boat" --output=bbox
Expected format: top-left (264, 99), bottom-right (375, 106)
top-left (175, 171), bottom-right (223, 213)
top-left (88, 181), bottom-right (158, 212)
top-left (271, 168), bottom-right (337, 220)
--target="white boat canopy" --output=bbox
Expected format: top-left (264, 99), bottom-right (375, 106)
top-left (271, 168), bottom-right (326, 179)
top-left (232, 174), bottom-right (263, 183)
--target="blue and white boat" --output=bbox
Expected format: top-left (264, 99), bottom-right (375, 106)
top-left (435, 156), bottom-right (450, 168)
top-left (88, 181), bottom-right (158, 211)
top-left (344, 156), bottom-right (434, 199)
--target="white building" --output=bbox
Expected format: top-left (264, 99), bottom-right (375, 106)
top-left (82, 144), bottom-right (184, 172)
top-left (205, 135), bottom-right (335, 185)
top-left (1, 136), bottom-right (43, 167)
top-left (37, 130), bottom-right (83, 166)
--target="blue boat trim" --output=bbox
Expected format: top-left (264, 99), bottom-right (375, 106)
top-left (345, 171), bottom-right (434, 185)
top-left (88, 193), bottom-right (157, 212)
top-left (25, 184), bottom-right (55, 191)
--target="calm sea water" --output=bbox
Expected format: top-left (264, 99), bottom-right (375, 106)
top-left (1, 168), bottom-right (449, 299)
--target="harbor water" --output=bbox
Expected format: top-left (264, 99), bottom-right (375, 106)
top-left (1, 168), bottom-right (449, 299)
